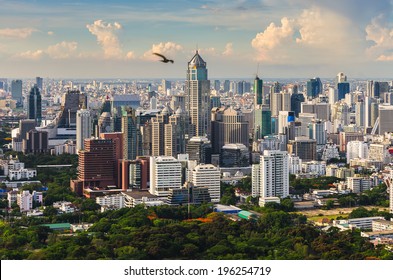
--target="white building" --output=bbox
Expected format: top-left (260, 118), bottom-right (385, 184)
top-left (333, 216), bottom-right (385, 230)
top-left (192, 164), bottom-right (221, 203)
top-left (372, 220), bottom-right (393, 232)
top-left (96, 194), bottom-right (125, 212)
top-left (53, 201), bottom-right (77, 213)
top-left (288, 154), bottom-right (302, 174)
top-left (346, 141), bottom-right (368, 164)
top-left (251, 164), bottom-right (260, 197)
top-left (347, 177), bottom-right (373, 194)
top-left (321, 142), bottom-right (340, 162)
top-left (7, 190), bottom-right (18, 207)
top-left (257, 150), bottom-right (289, 199)
top-left (8, 169), bottom-right (37, 180)
top-left (122, 191), bottom-right (163, 208)
top-left (302, 161), bottom-right (326, 176)
top-left (76, 109), bottom-right (92, 152)
top-left (17, 190), bottom-right (33, 212)
top-left (326, 164), bottom-right (339, 177)
top-left (149, 156), bottom-right (182, 197)
top-left (259, 196), bottom-right (280, 207)
top-left (368, 143), bottom-right (391, 164)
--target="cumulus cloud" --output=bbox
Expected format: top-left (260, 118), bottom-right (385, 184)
top-left (46, 41), bottom-right (78, 59)
top-left (13, 41), bottom-right (78, 60)
top-left (125, 51), bottom-right (135, 60)
top-left (86, 20), bottom-right (124, 59)
top-left (14, 50), bottom-right (44, 60)
top-left (143, 42), bottom-right (183, 60)
top-left (366, 15), bottom-right (393, 60)
top-left (0, 28), bottom-right (37, 39)
top-left (251, 17), bottom-right (295, 61)
top-left (222, 43), bottom-right (233, 56)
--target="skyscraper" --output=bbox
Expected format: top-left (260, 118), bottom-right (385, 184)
top-left (36, 77), bottom-right (43, 91)
top-left (254, 75), bottom-right (263, 105)
top-left (122, 107), bottom-right (142, 160)
top-left (76, 109), bottom-right (92, 152)
top-left (149, 156), bottom-right (182, 197)
top-left (192, 164), bottom-right (220, 202)
top-left (185, 50), bottom-right (211, 137)
top-left (11, 80), bottom-right (22, 105)
top-left (27, 85), bottom-right (42, 126)
top-left (253, 150), bottom-right (289, 199)
top-left (337, 82), bottom-right (350, 100)
top-left (306, 77), bottom-right (322, 99)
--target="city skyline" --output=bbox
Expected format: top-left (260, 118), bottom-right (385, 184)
top-left (0, 0), bottom-right (393, 79)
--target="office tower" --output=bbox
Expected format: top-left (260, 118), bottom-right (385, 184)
top-left (149, 156), bottom-right (182, 197)
top-left (100, 132), bottom-right (124, 187)
top-left (254, 106), bottom-right (272, 140)
top-left (254, 75), bottom-right (263, 105)
top-left (346, 140), bottom-right (368, 164)
top-left (111, 94), bottom-right (140, 111)
top-left (57, 90), bottom-right (87, 128)
top-left (76, 109), bottom-right (92, 152)
top-left (367, 80), bottom-right (374, 97)
top-left (151, 108), bottom-right (170, 156)
top-left (165, 108), bottom-right (187, 157)
top-left (255, 150), bottom-right (289, 198)
top-left (272, 81), bottom-right (281, 93)
top-left (291, 93), bottom-right (305, 117)
top-left (11, 80), bottom-right (22, 105)
top-left (223, 80), bottom-right (230, 92)
top-left (328, 87), bottom-right (338, 105)
top-left (211, 107), bottom-right (249, 154)
top-left (278, 111), bottom-right (295, 134)
top-left (36, 77), bottom-right (43, 91)
top-left (378, 105), bottom-right (393, 134)
top-left (282, 92), bottom-right (291, 111)
top-left (185, 50), bottom-right (211, 137)
top-left (306, 77), bottom-right (322, 99)
top-left (192, 164), bottom-right (220, 202)
top-left (339, 132), bottom-right (364, 152)
top-left (122, 107), bottom-right (142, 160)
top-left (309, 120), bottom-right (327, 151)
top-left (186, 136), bottom-right (212, 164)
top-left (270, 92), bottom-right (282, 117)
top-left (71, 138), bottom-right (116, 195)
top-left (337, 82), bottom-right (350, 100)
top-left (287, 137), bottom-right (317, 162)
top-left (27, 85), bottom-right (42, 126)
top-left (98, 112), bottom-right (113, 134)
top-left (355, 101), bottom-right (365, 127)
top-left (12, 120), bottom-right (36, 152)
top-left (214, 80), bottom-right (220, 91)
top-left (22, 130), bottom-right (48, 154)
top-left (162, 79), bottom-right (171, 93)
top-left (220, 143), bottom-right (250, 167)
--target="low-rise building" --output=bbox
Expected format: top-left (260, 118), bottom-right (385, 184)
top-left (53, 201), bottom-right (77, 214)
top-left (122, 191), bottom-right (163, 208)
top-left (347, 176), bottom-right (373, 193)
top-left (333, 216), bottom-right (385, 230)
top-left (96, 194), bottom-right (125, 212)
top-left (372, 219), bottom-right (393, 232)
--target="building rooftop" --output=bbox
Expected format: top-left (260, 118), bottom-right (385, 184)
top-left (122, 190), bottom-right (159, 200)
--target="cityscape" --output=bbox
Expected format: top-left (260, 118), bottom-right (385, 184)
top-left (1, 0), bottom-right (393, 261)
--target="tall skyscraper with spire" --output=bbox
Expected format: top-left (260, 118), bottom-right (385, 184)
top-left (186, 50), bottom-right (211, 138)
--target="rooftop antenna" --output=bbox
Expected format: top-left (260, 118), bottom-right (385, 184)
top-left (256, 63), bottom-right (260, 78)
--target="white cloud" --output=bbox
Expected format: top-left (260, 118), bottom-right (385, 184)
top-left (86, 20), bottom-right (124, 59)
top-left (222, 43), bottom-right (233, 56)
top-left (366, 15), bottom-right (393, 60)
top-left (251, 17), bottom-right (295, 61)
top-left (0, 28), bottom-right (37, 38)
top-left (125, 51), bottom-right (135, 60)
top-left (14, 50), bottom-right (44, 60)
top-left (46, 41), bottom-right (77, 59)
top-left (143, 42), bottom-right (183, 60)
top-left (47, 31), bottom-right (54, 36)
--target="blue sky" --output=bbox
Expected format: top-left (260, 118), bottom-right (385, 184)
top-left (0, 0), bottom-right (393, 79)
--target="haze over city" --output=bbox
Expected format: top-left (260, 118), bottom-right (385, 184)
top-left (1, 0), bottom-right (393, 78)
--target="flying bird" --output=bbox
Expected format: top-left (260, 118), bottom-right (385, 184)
top-left (153, 52), bottom-right (174, 63)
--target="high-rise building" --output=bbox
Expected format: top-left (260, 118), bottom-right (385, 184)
top-left (378, 105), bottom-right (393, 134)
top-left (186, 136), bottom-right (212, 164)
top-left (214, 80), bottom-right (220, 91)
top-left (70, 138), bottom-right (116, 195)
top-left (254, 106), bottom-right (272, 140)
top-left (100, 132), bottom-right (124, 187)
top-left (211, 107), bottom-right (249, 154)
top-left (278, 111), bottom-right (295, 134)
top-left (152, 108), bottom-right (170, 156)
top-left (122, 107), bottom-right (142, 160)
top-left (223, 80), bottom-right (230, 92)
top-left (220, 143), bottom-right (250, 167)
top-left (254, 75), bottom-right (263, 106)
top-left (11, 80), bottom-right (22, 105)
top-left (165, 108), bottom-right (187, 157)
top-left (185, 50), bottom-right (211, 137)
top-left (253, 150), bottom-right (289, 199)
top-left (76, 109), bottom-right (92, 152)
top-left (336, 72), bottom-right (347, 84)
top-left (27, 85), bottom-right (42, 126)
top-left (149, 156), bottom-right (182, 197)
top-left (287, 137), bottom-right (317, 162)
top-left (192, 164), bottom-right (220, 202)
top-left (162, 79), bottom-right (171, 93)
top-left (36, 77), bottom-right (43, 91)
top-left (56, 90), bottom-right (87, 128)
top-left (270, 92), bottom-right (282, 117)
top-left (337, 82), bottom-right (350, 101)
top-left (291, 93), bottom-right (305, 117)
top-left (306, 77), bottom-right (322, 99)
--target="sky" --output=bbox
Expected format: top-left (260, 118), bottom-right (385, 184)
top-left (1, 0), bottom-right (393, 79)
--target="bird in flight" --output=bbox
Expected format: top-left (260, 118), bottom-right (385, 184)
top-left (153, 52), bottom-right (174, 63)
